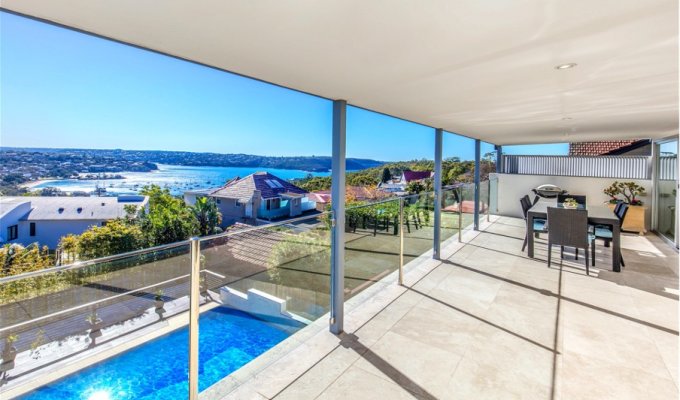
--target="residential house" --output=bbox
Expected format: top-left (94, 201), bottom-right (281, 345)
top-left (310, 185), bottom-right (391, 210)
top-left (0, 195), bottom-right (149, 249)
top-left (184, 172), bottom-right (315, 227)
top-left (400, 170), bottom-right (434, 183)
top-left (379, 170), bottom-right (433, 194)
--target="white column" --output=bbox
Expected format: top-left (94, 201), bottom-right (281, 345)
top-left (330, 100), bottom-right (346, 334)
top-left (433, 128), bottom-right (443, 259)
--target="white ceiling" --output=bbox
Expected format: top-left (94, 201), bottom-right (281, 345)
top-left (2, 0), bottom-right (678, 145)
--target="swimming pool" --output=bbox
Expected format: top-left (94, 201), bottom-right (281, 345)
top-left (19, 307), bottom-right (293, 400)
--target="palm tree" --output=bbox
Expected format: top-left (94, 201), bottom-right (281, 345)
top-left (192, 197), bottom-right (222, 236)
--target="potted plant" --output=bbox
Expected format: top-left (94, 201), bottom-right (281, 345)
top-left (154, 289), bottom-right (165, 309)
top-left (1, 334), bottom-right (19, 365)
top-left (86, 309), bottom-right (103, 346)
top-left (603, 181), bottom-right (648, 234)
top-left (562, 197), bottom-right (579, 209)
top-left (199, 275), bottom-right (209, 297)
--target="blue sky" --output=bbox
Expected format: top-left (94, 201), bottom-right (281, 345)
top-left (1, 12), bottom-right (567, 161)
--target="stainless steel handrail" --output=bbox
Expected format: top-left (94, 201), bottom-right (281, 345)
top-left (188, 238), bottom-right (200, 400)
top-left (398, 197), bottom-right (404, 285)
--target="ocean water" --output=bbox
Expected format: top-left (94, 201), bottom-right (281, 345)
top-left (31, 164), bottom-right (330, 195)
top-left (19, 307), bottom-right (294, 400)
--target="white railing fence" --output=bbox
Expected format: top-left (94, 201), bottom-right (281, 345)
top-left (502, 155), bottom-right (650, 179)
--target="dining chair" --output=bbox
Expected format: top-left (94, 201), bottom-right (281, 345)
top-left (592, 202), bottom-right (628, 267)
top-left (547, 207), bottom-right (595, 275)
top-left (520, 196), bottom-right (547, 252)
top-left (557, 194), bottom-right (587, 206)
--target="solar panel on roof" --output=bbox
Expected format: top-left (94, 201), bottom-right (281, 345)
top-left (264, 180), bottom-right (277, 188)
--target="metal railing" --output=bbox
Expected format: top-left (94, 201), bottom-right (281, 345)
top-left (659, 155), bottom-right (678, 180)
top-left (501, 155), bottom-right (651, 179)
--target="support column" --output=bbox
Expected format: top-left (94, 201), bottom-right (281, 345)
top-left (433, 128), bottom-right (443, 259)
top-left (330, 100), bottom-right (346, 335)
top-left (474, 139), bottom-right (481, 231)
top-left (495, 145), bottom-right (503, 173)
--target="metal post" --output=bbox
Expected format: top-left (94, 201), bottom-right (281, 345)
top-left (487, 179), bottom-right (491, 223)
top-left (458, 192), bottom-right (463, 242)
top-left (330, 100), bottom-right (346, 335)
top-left (473, 139), bottom-right (481, 231)
top-left (188, 237), bottom-right (200, 400)
top-left (495, 145), bottom-right (503, 173)
top-left (433, 128), bottom-right (443, 259)
top-left (399, 196), bottom-right (404, 285)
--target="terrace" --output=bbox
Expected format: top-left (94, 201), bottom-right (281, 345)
top-left (1, 1), bottom-right (678, 400)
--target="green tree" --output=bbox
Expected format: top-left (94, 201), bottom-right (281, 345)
top-left (0, 243), bottom-right (53, 277)
top-left (380, 167), bottom-right (392, 183)
top-left (192, 196), bottom-right (222, 236)
top-left (74, 220), bottom-right (146, 259)
top-left (406, 181), bottom-right (426, 194)
top-left (58, 234), bottom-right (80, 264)
top-left (138, 185), bottom-right (198, 245)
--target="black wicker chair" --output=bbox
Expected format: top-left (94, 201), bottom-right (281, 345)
top-left (520, 196), bottom-right (547, 252)
top-left (592, 203), bottom-right (628, 267)
top-left (547, 207), bottom-right (595, 275)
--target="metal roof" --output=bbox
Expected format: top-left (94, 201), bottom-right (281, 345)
top-left (0, 196), bottom-right (149, 221)
top-left (210, 172), bottom-right (307, 201)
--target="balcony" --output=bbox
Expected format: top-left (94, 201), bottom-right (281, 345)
top-left (1, 175), bottom-right (677, 399)
top-left (252, 216), bottom-right (678, 399)
top-left (0, 2), bottom-right (677, 399)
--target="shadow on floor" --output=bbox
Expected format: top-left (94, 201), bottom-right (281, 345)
top-left (338, 332), bottom-right (439, 400)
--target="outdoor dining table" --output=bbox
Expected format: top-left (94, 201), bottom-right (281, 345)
top-left (527, 201), bottom-right (622, 272)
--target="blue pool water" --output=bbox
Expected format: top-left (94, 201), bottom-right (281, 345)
top-left (20, 307), bottom-right (292, 400)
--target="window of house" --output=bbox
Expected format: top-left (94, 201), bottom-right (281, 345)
top-left (30, 222), bottom-right (36, 236)
top-left (101, 221), bottom-right (108, 227)
top-left (271, 198), bottom-right (280, 209)
top-left (216, 199), bottom-right (221, 204)
top-left (7, 225), bottom-right (18, 241)
top-left (266, 199), bottom-right (271, 210)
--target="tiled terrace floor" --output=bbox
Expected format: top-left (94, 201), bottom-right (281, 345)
top-left (236, 216), bottom-right (678, 400)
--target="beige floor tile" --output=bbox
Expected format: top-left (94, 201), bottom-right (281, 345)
top-left (261, 217), bottom-right (678, 400)
top-left (317, 365), bottom-right (418, 400)
top-left (447, 323), bottom-right (555, 400)
top-left (352, 331), bottom-right (463, 400)
top-left (275, 345), bottom-right (362, 400)
top-left (390, 299), bottom-right (482, 357)
top-left (560, 352), bottom-right (678, 400)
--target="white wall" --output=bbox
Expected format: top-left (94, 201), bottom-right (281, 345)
top-left (0, 202), bottom-right (32, 243)
top-left (496, 173), bottom-right (653, 230)
top-left (18, 220), bottom-right (104, 249)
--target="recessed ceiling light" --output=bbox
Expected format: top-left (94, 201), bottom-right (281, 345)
top-left (555, 63), bottom-right (577, 70)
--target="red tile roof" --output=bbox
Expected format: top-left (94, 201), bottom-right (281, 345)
top-left (569, 140), bottom-right (640, 156)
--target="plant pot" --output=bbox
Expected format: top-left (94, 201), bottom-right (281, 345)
top-left (88, 319), bottom-right (103, 337)
top-left (2, 346), bottom-right (17, 363)
top-left (608, 204), bottom-right (647, 235)
top-left (155, 300), bottom-right (165, 309)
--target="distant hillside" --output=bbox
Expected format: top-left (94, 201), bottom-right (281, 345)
top-left (0, 147), bottom-right (384, 172)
